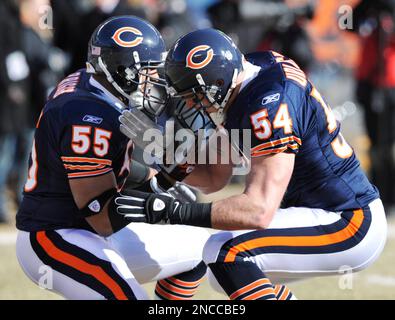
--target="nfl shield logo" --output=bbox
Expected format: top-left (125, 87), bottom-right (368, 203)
top-left (88, 200), bottom-right (101, 213)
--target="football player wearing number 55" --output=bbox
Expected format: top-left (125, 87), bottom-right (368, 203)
top-left (118, 28), bottom-right (387, 300)
top-left (15, 16), bottom-right (210, 300)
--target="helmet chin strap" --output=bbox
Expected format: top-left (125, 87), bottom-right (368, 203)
top-left (195, 69), bottom-right (238, 124)
top-left (195, 69), bottom-right (238, 111)
top-left (97, 57), bottom-right (131, 104)
top-left (220, 69), bottom-right (238, 109)
top-left (131, 51), bottom-right (145, 105)
top-left (97, 54), bottom-right (166, 117)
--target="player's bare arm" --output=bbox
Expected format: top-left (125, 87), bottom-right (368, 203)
top-left (113, 151), bottom-right (294, 230)
top-left (210, 152), bottom-right (294, 229)
top-left (69, 172), bottom-right (117, 236)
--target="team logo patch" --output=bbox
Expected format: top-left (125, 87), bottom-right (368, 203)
top-left (186, 45), bottom-right (214, 69)
top-left (88, 200), bottom-right (101, 213)
top-left (153, 198), bottom-right (165, 211)
top-left (83, 115), bottom-right (103, 124)
top-left (112, 27), bottom-right (143, 48)
top-left (262, 93), bottom-right (280, 105)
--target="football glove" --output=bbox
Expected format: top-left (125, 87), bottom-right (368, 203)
top-left (167, 181), bottom-right (197, 203)
top-left (110, 188), bottom-right (212, 227)
top-left (134, 175), bottom-right (196, 203)
top-left (110, 188), bottom-right (179, 224)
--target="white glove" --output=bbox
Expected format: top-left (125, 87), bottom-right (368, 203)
top-left (167, 182), bottom-right (197, 203)
top-left (149, 176), bottom-right (196, 204)
top-left (119, 108), bottom-right (163, 149)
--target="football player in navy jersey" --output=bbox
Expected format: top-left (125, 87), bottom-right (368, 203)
top-left (15, 16), bottom-right (210, 300)
top-left (118, 28), bottom-right (387, 299)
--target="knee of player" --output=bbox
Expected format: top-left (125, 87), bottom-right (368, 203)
top-left (180, 225), bottom-right (211, 246)
top-left (186, 227), bottom-right (212, 260)
top-left (193, 227), bottom-right (211, 244)
top-left (202, 231), bottom-right (237, 265)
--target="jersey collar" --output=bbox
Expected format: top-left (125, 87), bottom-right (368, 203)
top-left (239, 60), bottom-right (261, 93)
top-left (89, 76), bottom-right (126, 111)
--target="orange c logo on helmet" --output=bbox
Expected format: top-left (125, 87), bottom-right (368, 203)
top-left (186, 45), bottom-right (214, 69)
top-left (112, 27), bottom-right (143, 47)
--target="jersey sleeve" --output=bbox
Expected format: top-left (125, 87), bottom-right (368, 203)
top-left (58, 100), bottom-right (124, 179)
top-left (244, 89), bottom-right (302, 158)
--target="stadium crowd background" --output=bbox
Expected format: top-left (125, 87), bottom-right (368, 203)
top-left (0, 0), bottom-right (394, 225)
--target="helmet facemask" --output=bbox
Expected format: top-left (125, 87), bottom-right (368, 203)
top-left (174, 94), bottom-right (217, 136)
top-left (170, 69), bottom-right (238, 134)
top-left (132, 63), bottom-right (169, 118)
top-left (97, 50), bottom-right (169, 118)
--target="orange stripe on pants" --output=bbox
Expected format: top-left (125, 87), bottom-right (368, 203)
top-left (36, 231), bottom-right (128, 300)
top-left (224, 209), bottom-right (364, 262)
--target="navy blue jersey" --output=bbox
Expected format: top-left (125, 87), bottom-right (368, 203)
top-left (225, 51), bottom-right (379, 211)
top-left (16, 70), bottom-right (133, 232)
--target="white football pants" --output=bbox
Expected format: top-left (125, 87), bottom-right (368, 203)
top-left (16, 223), bottom-right (210, 299)
top-left (203, 199), bottom-right (387, 288)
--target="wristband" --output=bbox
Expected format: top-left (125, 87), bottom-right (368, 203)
top-left (170, 202), bottom-right (212, 228)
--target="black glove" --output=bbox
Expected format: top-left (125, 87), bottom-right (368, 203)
top-left (110, 189), bottom-right (212, 227)
top-left (110, 189), bottom-right (180, 224)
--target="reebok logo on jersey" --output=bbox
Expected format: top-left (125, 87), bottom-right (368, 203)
top-left (83, 115), bottom-right (103, 124)
top-left (153, 198), bottom-right (166, 211)
top-left (88, 200), bottom-right (101, 213)
top-left (262, 93), bottom-right (280, 105)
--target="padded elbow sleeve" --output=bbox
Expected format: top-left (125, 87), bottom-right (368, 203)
top-left (79, 188), bottom-right (117, 218)
top-left (81, 190), bottom-right (137, 233)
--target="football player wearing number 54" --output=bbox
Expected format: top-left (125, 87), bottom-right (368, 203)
top-left (118, 28), bottom-right (387, 300)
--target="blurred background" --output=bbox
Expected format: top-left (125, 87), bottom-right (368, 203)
top-left (1, 0), bottom-right (395, 299)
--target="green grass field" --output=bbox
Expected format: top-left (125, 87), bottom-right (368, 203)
top-left (1, 185), bottom-right (395, 300)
